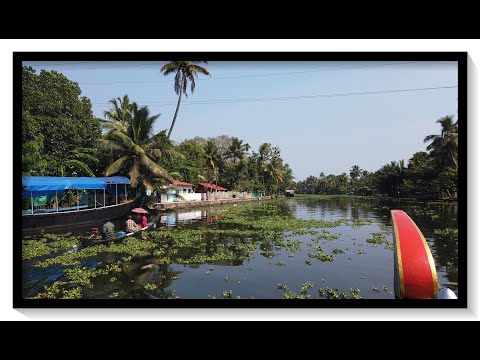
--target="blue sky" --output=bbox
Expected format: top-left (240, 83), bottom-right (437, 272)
top-left (23, 61), bottom-right (458, 181)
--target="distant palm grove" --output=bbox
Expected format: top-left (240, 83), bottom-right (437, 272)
top-left (21, 66), bottom-right (294, 196)
top-left (295, 116), bottom-right (458, 199)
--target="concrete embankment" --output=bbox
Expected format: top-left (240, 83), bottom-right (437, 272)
top-left (152, 196), bottom-right (274, 211)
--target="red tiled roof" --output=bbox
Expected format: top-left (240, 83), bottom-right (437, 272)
top-left (174, 180), bottom-right (194, 187)
top-left (163, 180), bottom-right (194, 188)
top-left (198, 183), bottom-right (228, 191)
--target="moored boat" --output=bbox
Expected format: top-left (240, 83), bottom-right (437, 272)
top-left (284, 189), bottom-right (295, 197)
top-left (22, 176), bottom-right (138, 232)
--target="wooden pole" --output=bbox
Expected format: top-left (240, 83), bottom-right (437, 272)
top-left (77, 189), bottom-right (79, 210)
top-left (56, 190), bottom-right (58, 213)
top-left (31, 190), bottom-right (34, 215)
top-left (104, 188), bottom-right (106, 207)
top-left (116, 183), bottom-right (118, 205)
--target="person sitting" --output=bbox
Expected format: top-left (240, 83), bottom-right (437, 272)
top-left (102, 218), bottom-right (115, 239)
top-left (90, 227), bottom-right (101, 240)
top-left (141, 214), bottom-right (148, 229)
top-left (126, 215), bottom-right (138, 233)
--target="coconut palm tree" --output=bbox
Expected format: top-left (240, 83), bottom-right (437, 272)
top-left (424, 115), bottom-right (458, 169)
top-left (226, 137), bottom-right (250, 164)
top-left (98, 104), bottom-right (174, 190)
top-left (349, 165), bottom-right (362, 193)
top-left (102, 95), bottom-right (133, 135)
top-left (203, 141), bottom-right (221, 183)
top-left (266, 157), bottom-right (286, 194)
top-left (339, 173), bottom-right (349, 189)
top-left (160, 61), bottom-right (211, 139)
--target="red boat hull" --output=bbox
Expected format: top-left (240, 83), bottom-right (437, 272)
top-left (391, 210), bottom-right (438, 299)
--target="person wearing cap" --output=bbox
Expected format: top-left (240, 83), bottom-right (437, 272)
top-left (103, 218), bottom-right (115, 239)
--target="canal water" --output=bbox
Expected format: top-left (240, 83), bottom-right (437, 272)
top-left (22, 196), bottom-right (458, 299)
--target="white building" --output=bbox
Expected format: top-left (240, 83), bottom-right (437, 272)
top-left (163, 180), bottom-right (202, 202)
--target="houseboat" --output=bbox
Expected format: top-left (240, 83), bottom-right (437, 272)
top-left (284, 189), bottom-right (295, 197)
top-left (22, 176), bottom-right (138, 232)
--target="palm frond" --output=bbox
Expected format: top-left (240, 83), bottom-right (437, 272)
top-left (105, 155), bottom-right (130, 176)
top-left (139, 154), bottom-right (174, 182)
top-left (95, 138), bottom-right (125, 152)
top-left (66, 160), bottom-right (96, 177)
top-left (128, 160), bottom-right (141, 188)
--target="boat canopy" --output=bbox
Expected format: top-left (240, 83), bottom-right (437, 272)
top-left (22, 176), bottom-right (130, 198)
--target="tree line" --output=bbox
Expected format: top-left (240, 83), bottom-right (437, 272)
top-left (22, 66), bottom-right (294, 196)
top-left (295, 116), bottom-right (458, 199)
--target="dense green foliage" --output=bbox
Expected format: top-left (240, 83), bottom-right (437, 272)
top-left (296, 116), bottom-right (458, 199)
top-left (22, 67), bottom-right (101, 176)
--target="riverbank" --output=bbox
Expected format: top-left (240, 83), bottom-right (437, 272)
top-left (151, 196), bottom-right (274, 211)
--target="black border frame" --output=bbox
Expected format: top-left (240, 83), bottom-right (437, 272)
top-left (14, 52), bottom-right (467, 308)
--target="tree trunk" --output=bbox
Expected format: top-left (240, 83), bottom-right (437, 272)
top-left (450, 151), bottom-right (458, 169)
top-left (167, 75), bottom-right (184, 139)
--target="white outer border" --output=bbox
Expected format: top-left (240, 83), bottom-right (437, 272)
top-left (1, 39), bottom-right (477, 320)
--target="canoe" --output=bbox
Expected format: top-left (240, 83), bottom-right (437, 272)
top-left (80, 221), bottom-right (156, 248)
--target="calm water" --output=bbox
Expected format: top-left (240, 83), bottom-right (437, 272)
top-left (22, 196), bottom-right (458, 299)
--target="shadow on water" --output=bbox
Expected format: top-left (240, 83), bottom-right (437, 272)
top-left (22, 196), bottom-right (458, 299)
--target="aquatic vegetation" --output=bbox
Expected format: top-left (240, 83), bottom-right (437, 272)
top-left (30, 260), bottom-right (123, 299)
top-left (300, 281), bottom-right (314, 294)
top-left (276, 261), bottom-right (286, 266)
top-left (23, 234), bottom-right (79, 260)
top-left (286, 239), bottom-right (303, 252)
top-left (315, 252), bottom-right (335, 262)
top-left (283, 291), bottom-right (311, 299)
top-left (144, 283), bottom-right (157, 292)
top-left (318, 287), bottom-right (362, 299)
top-left (305, 259), bottom-right (311, 265)
top-left (356, 249), bottom-right (366, 255)
top-left (208, 295), bottom-right (216, 299)
top-left (225, 276), bottom-right (229, 281)
top-left (277, 283), bottom-right (288, 291)
top-left (372, 286), bottom-right (379, 292)
top-left (223, 290), bottom-right (233, 299)
top-left (434, 228), bottom-right (458, 240)
top-left (312, 231), bottom-right (339, 242)
top-left (332, 248), bottom-right (345, 254)
top-left (350, 218), bottom-right (374, 227)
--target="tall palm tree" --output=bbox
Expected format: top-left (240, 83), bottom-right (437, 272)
top-left (266, 157), bottom-right (286, 194)
top-left (203, 141), bottom-right (221, 183)
top-left (226, 137), bottom-right (250, 164)
top-left (349, 165), bottom-right (361, 193)
top-left (339, 173), bottom-right (349, 189)
top-left (98, 104), bottom-right (174, 189)
top-left (424, 115), bottom-right (458, 169)
top-left (160, 61), bottom-right (211, 139)
top-left (102, 95), bottom-right (133, 135)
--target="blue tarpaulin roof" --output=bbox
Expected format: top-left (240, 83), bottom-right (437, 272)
top-left (22, 176), bottom-right (130, 198)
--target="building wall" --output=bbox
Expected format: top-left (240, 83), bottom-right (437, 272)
top-left (182, 193), bottom-right (202, 201)
top-left (160, 192), bottom-right (201, 202)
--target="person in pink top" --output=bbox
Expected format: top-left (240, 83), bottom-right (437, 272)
top-left (141, 214), bottom-right (148, 228)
